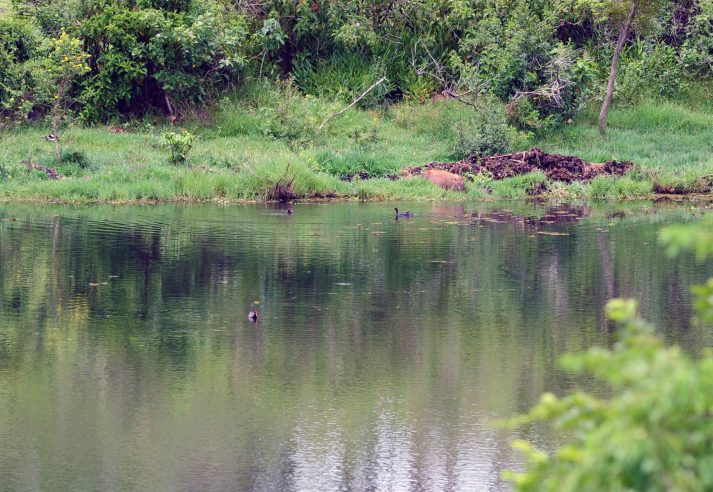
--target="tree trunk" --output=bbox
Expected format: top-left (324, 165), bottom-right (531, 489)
top-left (598, 2), bottom-right (637, 135)
top-left (52, 80), bottom-right (66, 162)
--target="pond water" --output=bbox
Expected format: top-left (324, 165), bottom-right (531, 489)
top-left (0, 201), bottom-right (711, 491)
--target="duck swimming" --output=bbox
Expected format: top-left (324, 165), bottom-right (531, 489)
top-left (394, 208), bottom-right (413, 219)
top-left (248, 309), bottom-right (259, 322)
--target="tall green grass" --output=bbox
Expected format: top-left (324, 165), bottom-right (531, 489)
top-left (536, 101), bottom-right (713, 193)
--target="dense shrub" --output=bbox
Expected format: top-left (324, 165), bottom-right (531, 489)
top-left (78, 3), bottom-right (248, 120)
top-left (0, 17), bottom-right (43, 119)
top-left (451, 98), bottom-right (519, 159)
top-left (681, 0), bottom-right (713, 78)
top-left (617, 40), bottom-right (688, 103)
top-left (454, 5), bottom-right (594, 132)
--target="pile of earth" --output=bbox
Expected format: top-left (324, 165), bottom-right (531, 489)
top-left (402, 147), bottom-right (633, 183)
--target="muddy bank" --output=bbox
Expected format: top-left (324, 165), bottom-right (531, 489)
top-left (403, 147), bottom-right (633, 183)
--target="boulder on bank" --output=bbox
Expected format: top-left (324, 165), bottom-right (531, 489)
top-left (403, 147), bottom-right (633, 183)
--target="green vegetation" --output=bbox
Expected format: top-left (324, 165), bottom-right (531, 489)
top-left (0, 0), bottom-right (712, 202)
top-left (537, 100), bottom-right (713, 197)
top-left (1, 89), bottom-right (712, 202)
top-left (508, 216), bottom-right (713, 491)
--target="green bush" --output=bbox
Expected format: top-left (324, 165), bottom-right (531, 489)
top-left (4, 0), bottom-right (249, 122)
top-left (0, 17), bottom-right (43, 119)
top-left (293, 51), bottom-right (393, 106)
top-left (160, 128), bottom-right (196, 164)
top-left (681, 0), bottom-right (713, 79)
top-left (450, 98), bottom-right (519, 160)
top-left (76, 2), bottom-right (247, 121)
top-left (617, 40), bottom-right (688, 103)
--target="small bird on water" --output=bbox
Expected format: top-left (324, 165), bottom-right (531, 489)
top-left (248, 309), bottom-right (259, 322)
top-left (394, 207), bottom-right (412, 219)
top-left (287, 207), bottom-right (293, 215)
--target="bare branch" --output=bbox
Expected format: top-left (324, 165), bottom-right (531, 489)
top-left (318, 77), bottom-right (387, 133)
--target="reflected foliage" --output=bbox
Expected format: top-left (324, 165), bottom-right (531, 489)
top-left (0, 202), bottom-right (710, 490)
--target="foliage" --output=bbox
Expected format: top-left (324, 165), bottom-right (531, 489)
top-left (680, 0), bottom-right (713, 78)
top-left (1, 0), bottom-right (711, 128)
top-left (454, 5), bottom-right (594, 132)
top-left (292, 51), bottom-right (392, 107)
top-left (0, 16), bottom-right (42, 119)
top-left (77, 2), bottom-right (247, 121)
top-left (506, 43), bottom-right (599, 132)
top-left (45, 29), bottom-right (90, 78)
top-left (160, 128), bottom-right (195, 164)
top-left (451, 98), bottom-right (519, 159)
top-left (508, 216), bottom-right (713, 491)
top-left (617, 40), bottom-right (688, 103)
top-left (660, 217), bottom-right (713, 261)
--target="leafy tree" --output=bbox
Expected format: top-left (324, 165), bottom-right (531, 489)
top-left (43, 29), bottom-right (90, 160)
top-left (507, 215), bottom-right (713, 491)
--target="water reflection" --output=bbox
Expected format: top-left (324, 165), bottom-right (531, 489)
top-left (0, 201), bottom-right (711, 491)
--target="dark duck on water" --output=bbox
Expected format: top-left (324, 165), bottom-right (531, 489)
top-left (394, 208), bottom-right (412, 219)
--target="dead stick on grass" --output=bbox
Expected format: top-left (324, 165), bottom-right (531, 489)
top-left (318, 77), bottom-right (387, 133)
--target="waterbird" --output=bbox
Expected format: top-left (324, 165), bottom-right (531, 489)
top-left (45, 134), bottom-right (59, 142)
top-left (287, 207), bottom-right (293, 215)
top-left (248, 309), bottom-right (259, 322)
top-left (394, 208), bottom-right (412, 219)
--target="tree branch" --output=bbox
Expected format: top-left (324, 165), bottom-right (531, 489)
top-left (317, 77), bottom-right (387, 133)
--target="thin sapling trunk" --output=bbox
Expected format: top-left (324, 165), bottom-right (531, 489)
top-left (598, 2), bottom-right (637, 135)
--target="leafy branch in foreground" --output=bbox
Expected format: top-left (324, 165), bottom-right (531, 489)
top-left (507, 217), bottom-right (713, 491)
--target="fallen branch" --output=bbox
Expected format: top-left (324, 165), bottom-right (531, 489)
top-left (413, 40), bottom-right (482, 109)
top-left (318, 77), bottom-right (387, 133)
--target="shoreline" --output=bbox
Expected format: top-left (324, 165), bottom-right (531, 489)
top-left (1, 192), bottom-right (712, 206)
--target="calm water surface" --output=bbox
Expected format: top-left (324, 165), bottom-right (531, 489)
top-left (0, 201), bottom-right (711, 491)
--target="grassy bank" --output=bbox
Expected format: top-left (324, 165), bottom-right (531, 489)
top-left (1, 89), bottom-right (712, 203)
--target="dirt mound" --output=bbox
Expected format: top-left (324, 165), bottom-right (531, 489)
top-left (404, 147), bottom-right (633, 183)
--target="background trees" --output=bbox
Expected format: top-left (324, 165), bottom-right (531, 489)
top-left (0, 0), bottom-right (709, 128)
